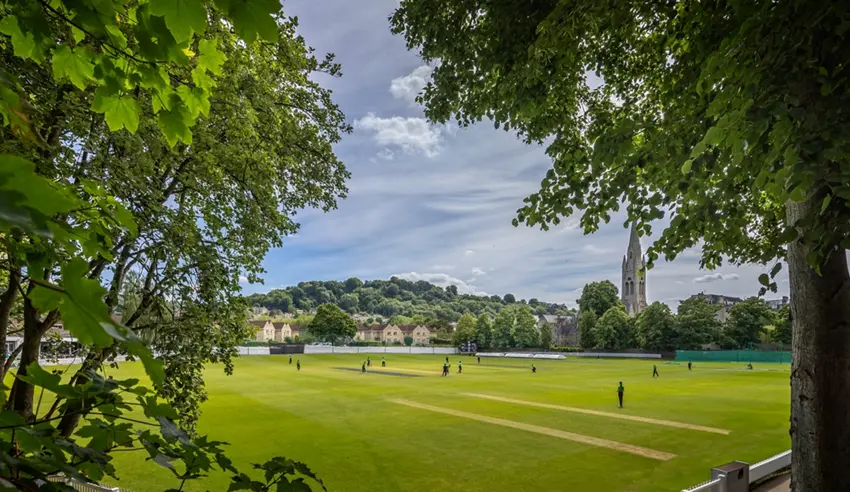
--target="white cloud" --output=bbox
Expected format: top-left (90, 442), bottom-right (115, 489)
top-left (253, 0), bottom-right (791, 311)
top-left (389, 65), bottom-right (434, 105)
top-left (582, 244), bottom-right (613, 255)
top-left (238, 275), bottom-right (249, 284)
top-left (471, 267), bottom-right (486, 276)
top-left (354, 113), bottom-right (443, 157)
top-left (693, 273), bottom-right (741, 283)
top-left (464, 250), bottom-right (475, 256)
top-left (376, 148), bottom-right (395, 161)
top-left (393, 271), bottom-right (485, 295)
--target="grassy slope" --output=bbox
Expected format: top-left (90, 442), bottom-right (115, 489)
top-left (103, 355), bottom-right (790, 491)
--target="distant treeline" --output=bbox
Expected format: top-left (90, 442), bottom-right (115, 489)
top-left (244, 276), bottom-right (574, 322)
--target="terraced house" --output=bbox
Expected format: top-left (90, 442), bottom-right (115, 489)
top-left (355, 324), bottom-right (432, 345)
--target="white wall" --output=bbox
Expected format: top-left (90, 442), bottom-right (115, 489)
top-left (237, 346), bottom-right (271, 356)
top-left (303, 346), bottom-right (458, 355)
top-left (477, 351), bottom-right (661, 359)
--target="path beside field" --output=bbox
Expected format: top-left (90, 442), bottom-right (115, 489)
top-left (753, 474), bottom-right (790, 492)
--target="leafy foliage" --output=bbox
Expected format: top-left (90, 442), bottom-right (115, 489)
top-left (594, 307), bottom-right (631, 350)
top-left (246, 277), bottom-right (571, 323)
top-left (451, 313), bottom-right (476, 346)
top-left (391, 5), bottom-right (850, 481)
top-left (774, 304), bottom-right (792, 345)
top-left (635, 302), bottom-right (677, 352)
top-left (577, 310), bottom-right (598, 350)
top-left (491, 307), bottom-right (516, 349)
top-left (538, 322), bottom-right (553, 349)
top-left (512, 306), bottom-right (540, 348)
top-left (309, 304), bottom-right (357, 344)
top-left (577, 281), bottom-right (621, 318)
top-left (391, 0), bottom-right (849, 279)
top-left (725, 298), bottom-right (776, 348)
top-left (675, 298), bottom-right (722, 350)
top-left (0, 0), bottom-right (347, 488)
top-left (474, 313), bottom-right (493, 349)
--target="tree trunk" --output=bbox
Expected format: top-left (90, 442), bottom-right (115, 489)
top-left (787, 197), bottom-right (850, 491)
top-left (0, 267), bottom-right (20, 382)
top-left (9, 306), bottom-right (42, 419)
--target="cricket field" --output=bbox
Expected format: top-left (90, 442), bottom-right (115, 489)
top-left (105, 354), bottom-right (790, 491)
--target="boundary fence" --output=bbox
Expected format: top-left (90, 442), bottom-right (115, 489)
top-left (48, 475), bottom-right (128, 492)
top-left (681, 449), bottom-right (791, 492)
top-left (304, 345), bottom-right (458, 355)
top-left (236, 345), bottom-right (460, 356)
top-left (478, 351), bottom-right (662, 359)
top-left (676, 350), bottom-right (791, 364)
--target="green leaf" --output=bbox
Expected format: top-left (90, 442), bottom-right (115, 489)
top-left (770, 262), bottom-right (782, 278)
top-left (820, 194), bottom-right (832, 214)
top-left (197, 39), bottom-right (225, 75)
top-left (221, 0), bottom-right (281, 44)
top-left (16, 363), bottom-right (79, 398)
top-left (191, 66), bottom-right (215, 90)
top-left (704, 126), bottom-right (724, 146)
top-left (100, 95), bottom-right (141, 133)
top-left (158, 107), bottom-right (192, 146)
top-left (0, 154), bottom-right (78, 235)
top-left (149, 0), bottom-right (208, 42)
top-left (758, 273), bottom-right (770, 286)
top-left (58, 258), bottom-right (114, 348)
top-left (29, 285), bottom-right (63, 312)
top-left (157, 416), bottom-right (192, 445)
top-left (71, 26), bottom-right (86, 43)
top-left (51, 45), bottom-right (95, 90)
top-left (680, 159), bottom-right (692, 174)
top-left (177, 85), bottom-right (210, 118)
top-left (0, 16), bottom-right (42, 62)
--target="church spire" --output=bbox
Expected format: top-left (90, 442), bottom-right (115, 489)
top-left (621, 222), bottom-right (647, 315)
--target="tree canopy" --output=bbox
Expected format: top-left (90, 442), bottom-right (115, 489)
top-left (391, 3), bottom-right (850, 483)
top-left (577, 281), bottom-right (620, 318)
top-left (635, 302), bottom-right (677, 352)
top-left (309, 304), bottom-right (357, 344)
top-left (0, 0), bottom-right (346, 488)
top-left (452, 312), bottom-right (477, 346)
top-left (246, 277), bottom-right (571, 323)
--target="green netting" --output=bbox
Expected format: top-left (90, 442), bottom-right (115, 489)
top-left (676, 350), bottom-right (791, 363)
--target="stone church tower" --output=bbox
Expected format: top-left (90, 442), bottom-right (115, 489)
top-left (622, 224), bottom-right (647, 315)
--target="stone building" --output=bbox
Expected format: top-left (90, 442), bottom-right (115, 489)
top-left (621, 224), bottom-right (648, 315)
top-left (689, 292), bottom-right (744, 322)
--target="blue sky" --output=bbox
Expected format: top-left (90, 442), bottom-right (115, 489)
top-left (240, 0), bottom-right (790, 308)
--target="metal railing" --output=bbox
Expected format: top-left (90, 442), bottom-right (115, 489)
top-left (682, 477), bottom-right (723, 492)
top-left (681, 449), bottom-right (791, 492)
top-left (48, 475), bottom-right (129, 492)
top-left (749, 450), bottom-right (791, 483)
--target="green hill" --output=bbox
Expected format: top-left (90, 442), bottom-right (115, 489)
top-left (244, 277), bottom-right (573, 324)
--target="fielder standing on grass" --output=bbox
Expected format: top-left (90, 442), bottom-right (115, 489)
top-left (617, 381), bottom-right (624, 408)
top-left (381, 357), bottom-right (386, 367)
top-left (652, 364), bottom-right (659, 378)
top-left (296, 360), bottom-right (301, 371)
top-left (457, 360), bottom-right (463, 374)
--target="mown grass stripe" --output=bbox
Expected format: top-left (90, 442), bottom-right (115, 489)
top-left (390, 399), bottom-right (676, 461)
top-left (464, 393), bottom-right (730, 435)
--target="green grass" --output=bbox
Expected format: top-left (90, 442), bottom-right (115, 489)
top-left (102, 355), bottom-right (790, 491)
